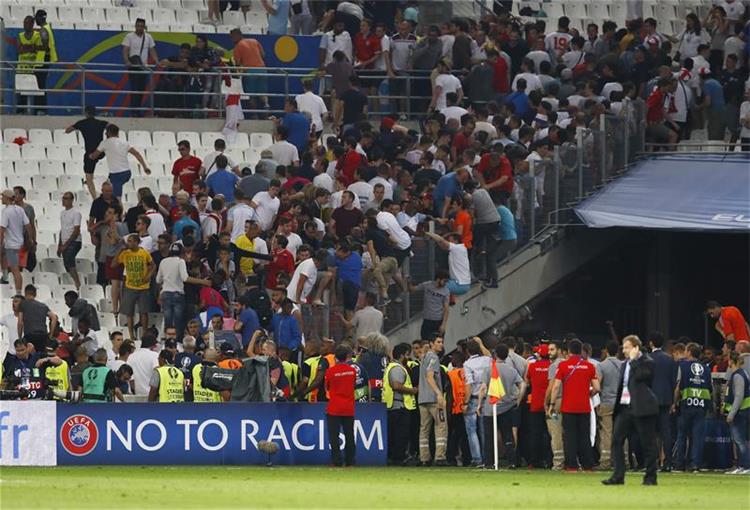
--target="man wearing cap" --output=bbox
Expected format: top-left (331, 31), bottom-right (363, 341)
top-left (0, 190), bottom-right (32, 295)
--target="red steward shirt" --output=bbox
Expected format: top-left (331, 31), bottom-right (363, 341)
top-left (172, 155), bottom-right (203, 192)
top-left (555, 355), bottom-right (597, 414)
top-left (325, 362), bottom-right (357, 416)
top-left (353, 32), bottom-right (381, 69)
top-left (527, 358), bottom-right (551, 412)
top-left (477, 153), bottom-right (514, 194)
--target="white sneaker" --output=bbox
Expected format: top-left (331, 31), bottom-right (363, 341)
top-left (740, 468), bottom-right (750, 475)
top-left (725, 467), bottom-right (742, 474)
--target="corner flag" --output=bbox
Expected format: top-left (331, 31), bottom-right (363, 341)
top-left (488, 361), bottom-right (506, 404)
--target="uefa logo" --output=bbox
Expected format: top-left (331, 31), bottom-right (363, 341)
top-left (60, 414), bottom-right (99, 456)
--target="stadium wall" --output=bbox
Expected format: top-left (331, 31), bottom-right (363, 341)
top-left (1, 30), bottom-right (321, 114)
top-left (0, 401), bottom-right (387, 466)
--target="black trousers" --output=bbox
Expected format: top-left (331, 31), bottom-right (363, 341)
top-left (562, 412), bottom-right (594, 469)
top-left (35, 66), bottom-right (48, 107)
top-left (528, 411), bottom-right (551, 467)
top-left (129, 67), bottom-right (149, 114)
top-left (420, 319), bottom-right (442, 341)
top-left (327, 414), bottom-right (355, 466)
top-left (408, 408), bottom-right (420, 458)
top-left (473, 222), bottom-right (500, 284)
top-left (612, 407), bottom-right (658, 483)
top-left (387, 408), bottom-right (411, 463)
top-left (482, 409), bottom-right (516, 468)
top-left (656, 405), bottom-right (673, 468)
top-left (446, 412), bottom-right (471, 465)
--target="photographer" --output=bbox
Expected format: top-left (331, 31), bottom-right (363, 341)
top-left (79, 348), bottom-right (123, 403)
top-left (2, 339), bottom-right (65, 399)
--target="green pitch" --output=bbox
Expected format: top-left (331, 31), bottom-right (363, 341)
top-left (1, 466), bottom-right (748, 509)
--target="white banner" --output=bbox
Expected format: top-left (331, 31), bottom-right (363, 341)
top-left (0, 401), bottom-right (57, 466)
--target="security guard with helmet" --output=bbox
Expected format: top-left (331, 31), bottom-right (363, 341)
top-left (148, 350), bottom-right (185, 403)
top-left (382, 342), bottom-right (418, 465)
top-left (192, 348), bottom-right (222, 403)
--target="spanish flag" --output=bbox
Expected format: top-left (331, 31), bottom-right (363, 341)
top-left (487, 361), bottom-right (506, 404)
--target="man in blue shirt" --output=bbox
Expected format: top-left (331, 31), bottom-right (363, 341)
top-left (281, 98), bottom-right (311, 156)
top-left (505, 78), bottom-right (530, 119)
top-left (271, 298), bottom-right (302, 351)
top-left (497, 197), bottom-right (517, 262)
top-left (333, 241), bottom-right (362, 319)
top-left (234, 297), bottom-right (261, 348)
top-left (172, 204), bottom-right (201, 241)
top-left (260, 0), bottom-right (290, 35)
top-left (433, 168), bottom-right (470, 217)
top-left (699, 68), bottom-right (727, 141)
top-left (205, 154), bottom-right (239, 204)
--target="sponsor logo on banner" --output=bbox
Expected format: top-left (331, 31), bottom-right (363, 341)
top-left (0, 401), bottom-right (57, 466)
top-left (57, 403), bottom-right (387, 466)
top-left (60, 414), bottom-right (99, 456)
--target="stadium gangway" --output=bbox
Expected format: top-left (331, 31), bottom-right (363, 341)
top-left (0, 61), bottom-right (434, 119)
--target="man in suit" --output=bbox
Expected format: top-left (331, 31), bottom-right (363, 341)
top-left (648, 331), bottom-right (677, 472)
top-left (602, 335), bottom-right (659, 486)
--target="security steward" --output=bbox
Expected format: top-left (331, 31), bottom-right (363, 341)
top-left (192, 348), bottom-right (222, 403)
top-left (148, 349), bottom-right (185, 402)
top-left (16, 16), bottom-right (44, 112)
top-left (34, 9), bottom-right (57, 108)
top-left (673, 343), bottom-right (712, 471)
top-left (602, 335), bottom-right (659, 486)
top-left (299, 338), bottom-right (336, 402)
top-left (382, 343), bottom-right (419, 465)
top-left (80, 348), bottom-right (120, 403)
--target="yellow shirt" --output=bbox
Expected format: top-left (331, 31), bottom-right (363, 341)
top-left (234, 234), bottom-right (255, 276)
top-left (117, 248), bottom-right (153, 290)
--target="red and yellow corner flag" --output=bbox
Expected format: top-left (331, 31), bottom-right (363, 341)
top-left (488, 362), bottom-right (506, 404)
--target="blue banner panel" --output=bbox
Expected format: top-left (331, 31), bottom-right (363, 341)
top-left (56, 403), bottom-right (386, 466)
top-left (2, 29), bottom-right (320, 114)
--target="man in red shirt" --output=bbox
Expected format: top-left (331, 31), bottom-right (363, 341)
top-left (338, 137), bottom-right (367, 186)
top-left (488, 48), bottom-right (509, 94)
top-left (172, 140), bottom-right (203, 193)
top-left (266, 234), bottom-right (295, 289)
top-left (707, 300), bottom-right (750, 342)
top-left (548, 338), bottom-right (600, 471)
top-left (525, 343), bottom-right (552, 468)
top-left (450, 119), bottom-right (475, 162)
top-left (325, 344), bottom-right (357, 467)
top-left (476, 147), bottom-right (513, 200)
top-left (353, 19), bottom-right (381, 70)
top-left (645, 78), bottom-right (678, 148)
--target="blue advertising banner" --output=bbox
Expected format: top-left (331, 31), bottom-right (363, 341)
top-left (56, 403), bottom-right (387, 466)
top-left (2, 29), bottom-right (320, 114)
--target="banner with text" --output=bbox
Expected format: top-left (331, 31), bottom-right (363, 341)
top-left (56, 403), bottom-right (387, 465)
top-left (0, 401), bottom-right (57, 466)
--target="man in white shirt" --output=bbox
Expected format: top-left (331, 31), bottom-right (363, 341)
top-left (202, 138), bottom-right (239, 179)
top-left (295, 79), bottom-right (328, 134)
top-left (319, 20), bottom-right (353, 67)
top-left (348, 172), bottom-right (374, 209)
top-left (544, 16), bottom-right (573, 58)
top-left (126, 331), bottom-right (160, 396)
top-left (287, 249), bottom-right (326, 304)
top-left (277, 216), bottom-right (302, 257)
top-left (121, 18), bottom-right (158, 117)
top-left (88, 123), bottom-right (150, 199)
top-left (368, 164), bottom-right (394, 200)
top-left (526, 39), bottom-right (552, 73)
top-left (430, 59), bottom-right (463, 111)
top-left (512, 58), bottom-right (544, 92)
top-left (58, 192), bottom-right (83, 290)
top-left (156, 243), bottom-right (210, 337)
top-left (143, 195), bottom-right (167, 239)
top-left (313, 158), bottom-right (334, 192)
top-left (440, 92), bottom-right (469, 124)
top-left (425, 231), bottom-right (471, 295)
top-left (0, 189), bottom-right (31, 294)
top-left (225, 195), bottom-right (257, 243)
top-left (376, 200), bottom-right (412, 253)
top-left (0, 295), bottom-right (23, 362)
top-left (269, 126), bottom-right (300, 166)
top-left (250, 180), bottom-right (281, 232)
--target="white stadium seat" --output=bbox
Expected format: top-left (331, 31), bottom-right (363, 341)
top-left (176, 131), bottom-right (201, 150)
top-left (201, 131), bottom-right (224, 148)
top-left (54, 128), bottom-right (80, 145)
top-left (4, 128), bottom-right (27, 141)
top-left (5, 176), bottom-right (32, 190)
top-left (33, 175), bottom-right (59, 191)
top-left (130, 8), bottom-right (154, 25)
top-left (57, 6), bottom-right (82, 23)
top-left (2, 143), bottom-right (22, 159)
top-left (75, 259), bottom-right (97, 275)
top-left (105, 7), bottom-right (130, 24)
top-left (28, 128), bottom-right (53, 145)
top-left (20, 143), bottom-right (47, 160)
top-left (222, 10), bottom-right (246, 26)
top-left (127, 130), bottom-right (152, 147)
top-left (152, 8), bottom-right (176, 24)
top-left (47, 145), bottom-right (72, 161)
top-left (39, 160), bottom-right (66, 177)
top-left (230, 132), bottom-right (250, 149)
top-left (13, 160), bottom-right (40, 176)
top-left (250, 133), bottom-right (273, 150)
top-left (152, 131), bottom-right (177, 147)
top-left (34, 272), bottom-right (60, 288)
top-left (58, 175), bottom-right (83, 191)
